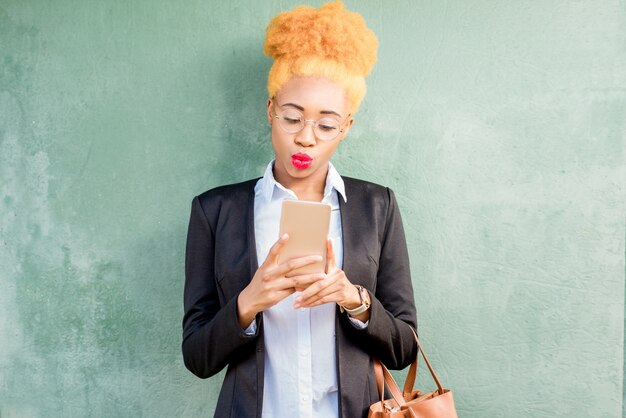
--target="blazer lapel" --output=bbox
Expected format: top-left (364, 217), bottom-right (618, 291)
top-left (338, 192), bottom-right (357, 284)
top-left (247, 181), bottom-right (259, 274)
top-left (337, 179), bottom-right (376, 288)
top-left (336, 179), bottom-right (370, 418)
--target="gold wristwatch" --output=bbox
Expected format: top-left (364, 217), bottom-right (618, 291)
top-left (340, 285), bottom-right (371, 316)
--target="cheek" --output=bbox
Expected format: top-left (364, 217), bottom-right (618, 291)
top-left (321, 143), bottom-right (341, 158)
top-left (269, 125), bottom-right (279, 145)
top-left (271, 130), bottom-right (290, 153)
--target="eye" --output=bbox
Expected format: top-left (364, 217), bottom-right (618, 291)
top-left (281, 110), bottom-right (303, 125)
top-left (283, 116), bottom-right (302, 125)
top-left (318, 124), bottom-right (337, 132)
top-left (317, 119), bottom-right (339, 131)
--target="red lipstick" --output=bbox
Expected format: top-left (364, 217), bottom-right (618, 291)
top-left (291, 153), bottom-right (312, 170)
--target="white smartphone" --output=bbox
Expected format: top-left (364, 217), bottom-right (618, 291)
top-left (278, 200), bottom-right (331, 277)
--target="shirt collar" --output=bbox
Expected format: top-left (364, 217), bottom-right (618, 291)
top-left (258, 160), bottom-right (347, 204)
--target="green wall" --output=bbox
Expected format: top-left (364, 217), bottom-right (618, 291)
top-left (1, 1), bottom-right (624, 417)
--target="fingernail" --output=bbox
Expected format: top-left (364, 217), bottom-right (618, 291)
top-left (293, 303), bottom-right (300, 309)
top-left (295, 296), bottom-right (302, 303)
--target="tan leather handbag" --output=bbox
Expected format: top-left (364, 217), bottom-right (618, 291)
top-left (368, 332), bottom-right (457, 418)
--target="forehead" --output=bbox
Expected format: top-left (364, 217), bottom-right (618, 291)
top-left (275, 76), bottom-right (349, 116)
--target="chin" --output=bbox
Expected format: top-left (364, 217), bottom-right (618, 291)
top-left (288, 166), bottom-right (312, 177)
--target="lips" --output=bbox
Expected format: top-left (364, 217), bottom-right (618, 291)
top-left (291, 153), bottom-right (312, 170)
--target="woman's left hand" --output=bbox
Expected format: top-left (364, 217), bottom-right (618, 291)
top-left (293, 239), bottom-right (370, 321)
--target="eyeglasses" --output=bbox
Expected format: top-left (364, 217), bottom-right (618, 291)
top-left (271, 100), bottom-right (350, 142)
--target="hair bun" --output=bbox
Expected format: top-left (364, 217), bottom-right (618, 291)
top-left (264, 1), bottom-right (378, 77)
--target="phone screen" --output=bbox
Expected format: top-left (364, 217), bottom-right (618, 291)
top-left (278, 200), bottom-right (331, 277)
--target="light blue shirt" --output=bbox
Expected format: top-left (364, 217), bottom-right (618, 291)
top-left (247, 160), bottom-right (365, 418)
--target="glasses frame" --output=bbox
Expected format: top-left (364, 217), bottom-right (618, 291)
top-left (270, 99), bottom-right (351, 142)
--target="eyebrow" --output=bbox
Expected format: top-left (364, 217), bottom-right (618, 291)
top-left (280, 102), bottom-right (342, 118)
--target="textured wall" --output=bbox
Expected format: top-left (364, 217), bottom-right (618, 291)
top-left (0, 1), bottom-right (624, 417)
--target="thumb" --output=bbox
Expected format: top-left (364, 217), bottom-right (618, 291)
top-left (265, 233), bottom-right (289, 266)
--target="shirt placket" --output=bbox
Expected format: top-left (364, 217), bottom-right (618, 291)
top-left (297, 304), bottom-right (313, 418)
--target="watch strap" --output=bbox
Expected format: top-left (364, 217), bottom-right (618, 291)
top-left (340, 285), bottom-right (371, 316)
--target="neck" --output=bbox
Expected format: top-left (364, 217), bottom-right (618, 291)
top-left (273, 163), bottom-right (328, 202)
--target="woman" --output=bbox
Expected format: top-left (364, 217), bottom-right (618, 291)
top-left (182, 2), bottom-right (417, 417)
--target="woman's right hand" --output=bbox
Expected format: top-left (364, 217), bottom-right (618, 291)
top-left (236, 233), bottom-right (324, 328)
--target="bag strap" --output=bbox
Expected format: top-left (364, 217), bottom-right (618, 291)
top-left (403, 353), bottom-right (418, 396)
top-left (373, 357), bottom-right (385, 404)
top-left (373, 328), bottom-right (446, 407)
top-left (404, 328), bottom-right (445, 395)
top-left (374, 359), bottom-right (406, 406)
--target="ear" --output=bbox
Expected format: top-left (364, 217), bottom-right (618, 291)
top-left (267, 98), bottom-right (273, 125)
top-left (339, 116), bottom-right (354, 141)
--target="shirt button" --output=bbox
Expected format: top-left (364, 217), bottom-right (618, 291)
top-left (300, 351), bottom-right (307, 357)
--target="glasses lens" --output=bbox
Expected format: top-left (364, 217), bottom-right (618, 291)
top-left (315, 118), bottom-right (341, 141)
top-left (278, 109), bottom-right (304, 133)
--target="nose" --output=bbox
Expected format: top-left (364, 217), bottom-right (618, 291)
top-left (294, 121), bottom-right (316, 147)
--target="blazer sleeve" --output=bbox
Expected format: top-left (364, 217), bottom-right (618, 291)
top-left (340, 188), bottom-right (418, 370)
top-left (181, 195), bottom-right (259, 378)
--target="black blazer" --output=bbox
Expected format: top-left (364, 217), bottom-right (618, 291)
top-left (182, 176), bottom-right (417, 418)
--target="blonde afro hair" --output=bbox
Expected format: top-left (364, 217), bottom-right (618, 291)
top-left (264, 1), bottom-right (378, 112)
